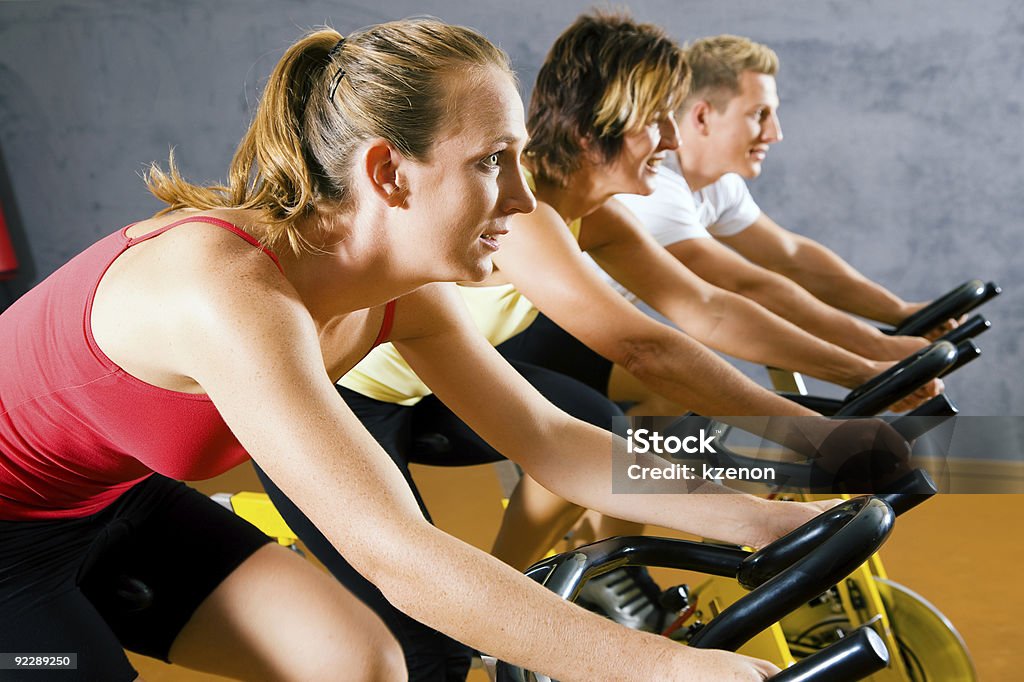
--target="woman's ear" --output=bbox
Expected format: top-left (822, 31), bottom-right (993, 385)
top-left (577, 131), bottom-right (601, 164)
top-left (363, 140), bottom-right (409, 207)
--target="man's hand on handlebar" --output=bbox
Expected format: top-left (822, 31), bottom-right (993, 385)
top-left (900, 300), bottom-right (965, 340)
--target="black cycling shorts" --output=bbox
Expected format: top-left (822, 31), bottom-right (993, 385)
top-left (0, 474), bottom-right (272, 681)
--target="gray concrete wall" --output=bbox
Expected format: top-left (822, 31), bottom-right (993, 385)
top-left (1, 0), bottom-right (1020, 416)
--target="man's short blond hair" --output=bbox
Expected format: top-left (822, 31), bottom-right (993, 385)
top-left (683, 35), bottom-right (779, 111)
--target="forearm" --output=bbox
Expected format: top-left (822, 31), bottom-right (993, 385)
top-left (616, 327), bottom-right (816, 415)
top-left (778, 245), bottom-right (913, 325)
top-left (734, 276), bottom-right (925, 361)
top-left (371, 520), bottom-right (694, 681)
top-left (663, 291), bottom-right (879, 388)
top-left (519, 416), bottom-right (805, 549)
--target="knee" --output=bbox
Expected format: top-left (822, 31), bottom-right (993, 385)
top-left (360, 633), bottom-right (407, 682)
top-left (313, 629), bottom-right (405, 682)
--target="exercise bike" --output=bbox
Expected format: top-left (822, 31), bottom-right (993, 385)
top-left (498, 326), bottom-right (993, 682)
top-left (493, 464), bottom-right (939, 682)
top-left (734, 280), bottom-right (997, 679)
top-left (665, 404), bottom-right (973, 681)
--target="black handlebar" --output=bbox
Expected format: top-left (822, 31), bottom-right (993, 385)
top-left (769, 626), bottom-right (890, 682)
top-left (499, 498), bottom-right (897, 681)
top-left (835, 340), bottom-right (957, 416)
top-left (941, 339), bottom-right (981, 377)
top-left (935, 314), bottom-right (991, 346)
top-left (783, 339), bottom-right (965, 417)
top-left (729, 497), bottom-right (893, 595)
top-left (890, 279), bottom-right (1000, 337)
top-left (872, 468), bottom-right (937, 515)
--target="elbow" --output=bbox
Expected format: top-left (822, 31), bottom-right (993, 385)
top-left (618, 336), bottom-right (670, 384)
top-left (340, 518), bottom-right (436, 613)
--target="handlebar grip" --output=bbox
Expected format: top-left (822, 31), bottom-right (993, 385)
top-left (893, 279), bottom-right (996, 337)
top-left (688, 499), bottom-right (893, 651)
top-left (940, 339), bottom-right (981, 377)
top-left (836, 341), bottom-right (957, 417)
top-left (874, 468), bottom-right (938, 515)
top-left (935, 314), bottom-right (990, 346)
top-left (770, 627), bottom-right (890, 682)
top-left (890, 393), bottom-right (958, 431)
top-left (734, 497), bottom-right (892, 591)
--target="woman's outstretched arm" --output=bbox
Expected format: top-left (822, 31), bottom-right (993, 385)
top-left (176, 267), bottom-right (775, 682)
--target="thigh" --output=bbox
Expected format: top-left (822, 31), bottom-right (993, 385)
top-left (168, 543), bottom-right (406, 682)
top-left (0, 589), bottom-right (137, 682)
top-left (0, 514), bottom-right (138, 682)
top-left (497, 313), bottom-right (614, 395)
top-left (77, 476), bottom-right (273, 663)
top-left (409, 394), bottom-right (505, 466)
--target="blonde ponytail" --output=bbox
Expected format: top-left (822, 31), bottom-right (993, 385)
top-left (147, 20), bottom-right (512, 254)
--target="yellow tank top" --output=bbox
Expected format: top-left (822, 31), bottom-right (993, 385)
top-left (339, 171), bottom-right (581, 405)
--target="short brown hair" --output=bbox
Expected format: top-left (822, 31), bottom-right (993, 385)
top-left (683, 34), bottom-right (779, 111)
top-left (525, 11), bottom-right (688, 187)
top-left (146, 20), bottom-right (512, 254)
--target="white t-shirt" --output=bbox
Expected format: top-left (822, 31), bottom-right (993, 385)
top-left (594, 167), bottom-right (761, 300)
top-left (616, 166), bottom-right (761, 246)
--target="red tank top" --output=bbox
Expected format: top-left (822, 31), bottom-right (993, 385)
top-left (0, 217), bottom-right (395, 520)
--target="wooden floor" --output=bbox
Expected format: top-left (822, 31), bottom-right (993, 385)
top-left (130, 462), bottom-right (1023, 681)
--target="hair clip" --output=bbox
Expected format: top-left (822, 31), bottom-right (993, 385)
top-left (328, 68), bottom-right (346, 100)
top-left (327, 37), bottom-right (347, 100)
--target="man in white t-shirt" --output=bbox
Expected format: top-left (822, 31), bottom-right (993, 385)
top-left (588, 35), bottom-right (953, 363)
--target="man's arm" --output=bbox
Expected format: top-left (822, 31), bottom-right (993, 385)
top-left (720, 213), bottom-right (923, 326)
top-left (579, 199), bottom-right (890, 388)
top-left (666, 227), bottom-right (928, 360)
